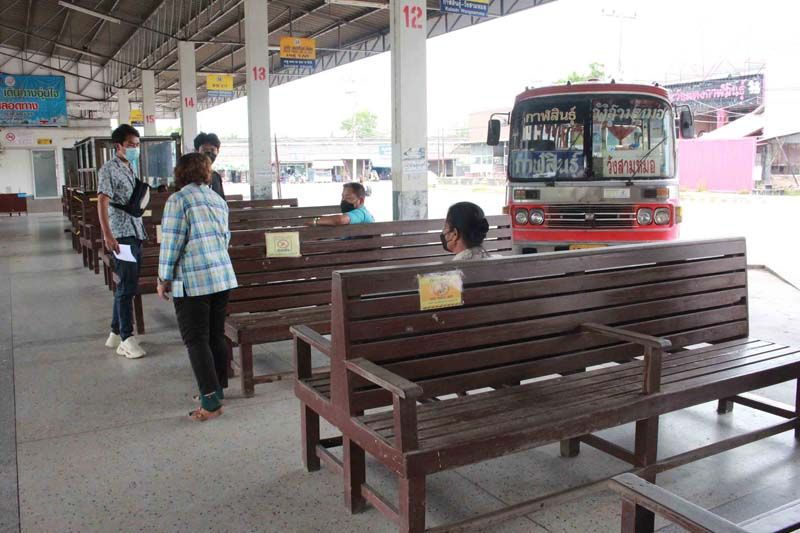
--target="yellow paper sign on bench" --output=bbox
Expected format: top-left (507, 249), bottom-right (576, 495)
top-left (143, 209), bottom-right (152, 217)
top-left (266, 231), bottom-right (301, 258)
top-left (156, 225), bottom-right (162, 244)
top-left (418, 270), bottom-right (464, 311)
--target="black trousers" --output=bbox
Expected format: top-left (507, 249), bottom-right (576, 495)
top-left (173, 290), bottom-right (230, 395)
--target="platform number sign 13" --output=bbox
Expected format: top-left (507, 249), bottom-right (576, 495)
top-left (252, 66), bottom-right (267, 81)
top-left (403, 4), bottom-right (424, 29)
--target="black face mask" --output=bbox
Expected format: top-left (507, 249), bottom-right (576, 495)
top-left (203, 151), bottom-right (217, 163)
top-left (440, 232), bottom-right (450, 252)
top-left (340, 200), bottom-right (356, 213)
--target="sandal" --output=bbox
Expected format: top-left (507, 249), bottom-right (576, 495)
top-left (188, 406), bottom-right (223, 421)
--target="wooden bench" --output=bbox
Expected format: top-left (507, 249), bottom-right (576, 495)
top-left (123, 203), bottom-right (338, 334)
top-left (226, 216), bottom-right (512, 396)
top-left (290, 237), bottom-right (800, 533)
top-left (610, 473), bottom-right (800, 532)
top-left (0, 193), bottom-right (27, 216)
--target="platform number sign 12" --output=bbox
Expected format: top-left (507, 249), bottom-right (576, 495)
top-left (403, 4), bottom-right (424, 29)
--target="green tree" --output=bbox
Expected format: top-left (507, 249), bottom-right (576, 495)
top-left (341, 109), bottom-right (378, 138)
top-left (557, 62), bottom-right (606, 84)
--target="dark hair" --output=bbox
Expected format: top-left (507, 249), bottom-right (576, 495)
top-left (446, 202), bottom-right (490, 247)
top-left (194, 132), bottom-right (221, 151)
top-left (174, 153), bottom-right (211, 188)
top-left (111, 124), bottom-right (140, 145)
top-left (343, 182), bottom-right (366, 200)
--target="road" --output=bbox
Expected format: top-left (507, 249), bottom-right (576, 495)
top-left (227, 181), bottom-right (800, 286)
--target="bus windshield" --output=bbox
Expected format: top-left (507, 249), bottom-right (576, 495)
top-left (508, 94), bottom-right (675, 181)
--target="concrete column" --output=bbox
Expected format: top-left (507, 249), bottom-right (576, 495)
top-left (117, 89), bottom-right (130, 125)
top-left (141, 69), bottom-right (157, 136)
top-left (245, 0), bottom-right (272, 199)
top-left (390, 0), bottom-right (428, 220)
top-left (178, 40), bottom-right (198, 155)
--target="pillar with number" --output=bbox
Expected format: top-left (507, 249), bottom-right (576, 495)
top-left (391, 0), bottom-right (428, 220)
top-left (245, 0), bottom-right (272, 199)
top-left (117, 89), bottom-right (130, 125)
top-left (178, 40), bottom-right (198, 155)
top-left (141, 70), bottom-right (157, 136)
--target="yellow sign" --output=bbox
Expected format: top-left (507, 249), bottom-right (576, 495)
top-left (143, 210), bottom-right (152, 217)
top-left (206, 74), bottom-right (234, 96)
top-left (156, 225), bottom-right (162, 244)
top-left (129, 108), bottom-right (143, 125)
top-left (279, 37), bottom-right (316, 68)
top-left (418, 270), bottom-right (464, 311)
top-left (266, 231), bottom-right (301, 258)
top-left (36, 138), bottom-right (52, 145)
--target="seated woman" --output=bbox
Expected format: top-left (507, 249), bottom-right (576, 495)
top-left (440, 202), bottom-right (493, 260)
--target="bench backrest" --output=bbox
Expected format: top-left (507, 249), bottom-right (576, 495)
top-left (330, 238), bottom-right (749, 411)
top-left (227, 216), bottom-right (512, 315)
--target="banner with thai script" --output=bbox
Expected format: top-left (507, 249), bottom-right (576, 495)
top-left (206, 74), bottom-right (234, 98)
top-left (441, 0), bottom-right (488, 16)
top-left (666, 74), bottom-right (763, 113)
top-left (603, 152), bottom-right (661, 178)
top-left (510, 150), bottom-right (585, 179)
top-left (0, 74), bottom-right (67, 126)
top-left (280, 37), bottom-right (316, 69)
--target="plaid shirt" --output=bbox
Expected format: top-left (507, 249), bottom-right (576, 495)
top-left (158, 183), bottom-right (238, 297)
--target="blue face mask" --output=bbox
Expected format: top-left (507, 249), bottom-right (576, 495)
top-left (124, 147), bottom-right (140, 163)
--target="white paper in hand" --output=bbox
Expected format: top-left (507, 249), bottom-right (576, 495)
top-left (113, 244), bottom-right (137, 263)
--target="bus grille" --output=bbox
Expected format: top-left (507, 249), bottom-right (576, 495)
top-left (544, 204), bottom-right (636, 229)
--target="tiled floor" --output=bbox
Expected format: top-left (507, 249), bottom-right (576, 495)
top-left (1, 213), bottom-right (799, 532)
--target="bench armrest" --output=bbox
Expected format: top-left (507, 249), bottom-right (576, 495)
top-left (581, 323), bottom-right (672, 350)
top-left (345, 358), bottom-right (422, 400)
top-left (609, 474), bottom-right (748, 533)
top-left (290, 325), bottom-right (332, 356)
top-left (290, 325), bottom-right (331, 380)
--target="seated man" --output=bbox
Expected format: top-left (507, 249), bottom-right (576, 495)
top-left (310, 182), bottom-right (375, 226)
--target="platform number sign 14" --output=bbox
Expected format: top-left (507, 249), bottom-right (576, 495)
top-left (403, 4), bottom-right (424, 29)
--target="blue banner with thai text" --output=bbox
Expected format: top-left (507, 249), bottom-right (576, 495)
top-left (440, 0), bottom-right (489, 17)
top-left (510, 150), bottom-right (586, 179)
top-left (0, 74), bottom-right (67, 127)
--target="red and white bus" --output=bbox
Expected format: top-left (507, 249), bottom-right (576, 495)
top-left (488, 81), bottom-right (694, 254)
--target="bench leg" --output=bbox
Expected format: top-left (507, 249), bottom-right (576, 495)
top-left (133, 295), bottom-right (145, 335)
top-left (343, 438), bottom-right (366, 513)
top-left (301, 405), bottom-right (321, 472)
top-left (399, 476), bottom-right (426, 533)
top-left (93, 247), bottom-right (100, 274)
top-left (225, 338), bottom-right (237, 378)
top-left (560, 438), bottom-right (580, 457)
top-left (633, 416), bottom-right (659, 533)
top-left (240, 343), bottom-right (254, 397)
top-left (717, 398), bottom-right (734, 414)
top-left (796, 378), bottom-right (800, 440)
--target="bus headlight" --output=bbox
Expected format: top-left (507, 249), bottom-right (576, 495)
top-left (654, 208), bottom-right (671, 225)
top-left (637, 208), bottom-right (653, 225)
top-left (514, 209), bottom-right (529, 225)
top-left (529, 209), bottom-right (545, 225)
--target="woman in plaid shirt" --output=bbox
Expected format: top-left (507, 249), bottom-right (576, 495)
top-left (157, 153), bottom-right (238, 421)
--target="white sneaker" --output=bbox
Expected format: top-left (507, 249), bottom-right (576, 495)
top-left (117, 337), bottom-right (146, 359)
top-left (105, 332), bottom-right (121, 349)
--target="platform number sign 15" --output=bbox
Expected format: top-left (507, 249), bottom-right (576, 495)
top-left (403, 4), bottom-right (424, 29)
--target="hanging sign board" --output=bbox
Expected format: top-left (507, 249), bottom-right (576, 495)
top-left (206, 74), bottom-right (234, 98)
top-left (279, 37), bottom-right (316, 69)
top-left (36, 138), bottom-right (52, 145)
top-left (265, 231), bottom-right (301, 258)
top-left (0, 75), bottom-right (67, 127)
top-left (440, 0), bottom-right (488, 17)
top-left (129, 108), bottom-right (144, 126)
top-left (418, 270), bottom-right (464, 311)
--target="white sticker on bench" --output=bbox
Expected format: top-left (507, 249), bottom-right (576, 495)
top-left (266, 231), bottom-right (301, 258)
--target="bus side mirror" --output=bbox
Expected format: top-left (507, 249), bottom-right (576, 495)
top-left (679, 108), bottom-right (695, 139)
top-left (487, 119), bottom-right (501, 146)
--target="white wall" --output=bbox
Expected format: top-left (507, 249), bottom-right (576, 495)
top-left (0, 121), bottom-right (109, 197)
